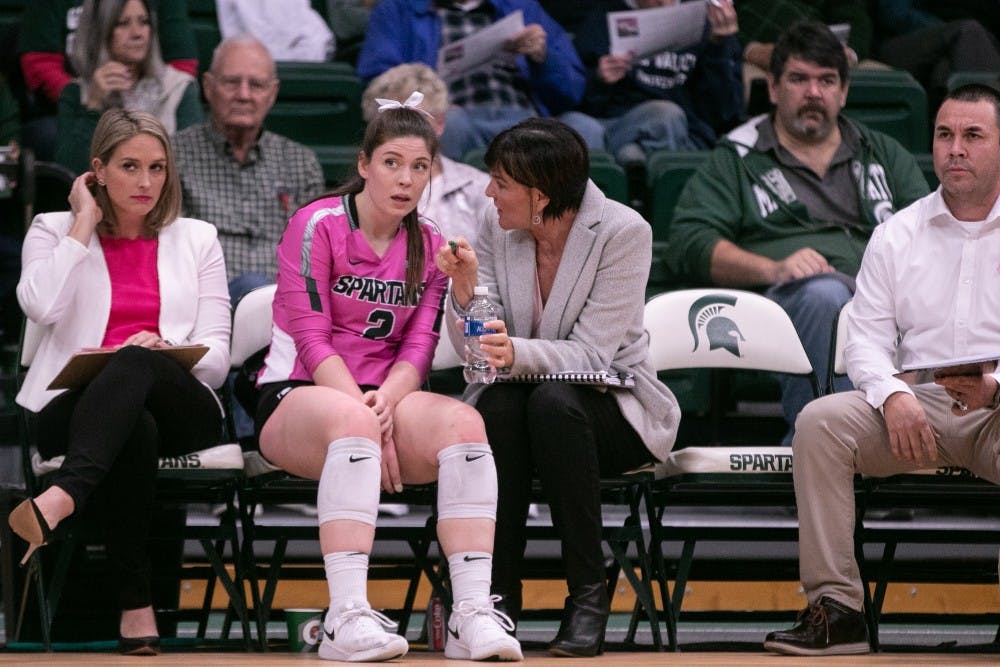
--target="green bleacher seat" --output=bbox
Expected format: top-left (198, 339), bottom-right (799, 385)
top-left (268, 61), bottom-right (364, 147)
top-left (843, 69), bottom-right (929, 153)
top-left (947, 71), bottom-right (1000, 91)
top-left (312, 143), bottom-right (359, 188)
top-left (644, 150), bottom-right (710, 245)
top-left (186, 0), bottom-right (221, 78)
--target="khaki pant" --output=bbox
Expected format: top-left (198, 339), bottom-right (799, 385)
top-left (792, 384), bottom-right (1000, 611)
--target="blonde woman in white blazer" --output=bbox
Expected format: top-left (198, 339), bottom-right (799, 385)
top-left (8, 109), bottom-right (230, 656)
top-left (436, 118), bottom-right (680, 658)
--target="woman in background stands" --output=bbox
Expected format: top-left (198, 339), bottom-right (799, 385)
top-left (55, 0), bottom-right (202, 174)
top-left (436, 118), bottom-right (679, 657)
top-left (7, 109), bottom-right (230, 655)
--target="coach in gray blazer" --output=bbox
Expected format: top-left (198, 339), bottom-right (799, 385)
top-left (437, 118), bottom-right (679, 657)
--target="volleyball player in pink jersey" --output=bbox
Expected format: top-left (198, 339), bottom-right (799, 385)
top-left (255, 94), bottom-right (522, 663)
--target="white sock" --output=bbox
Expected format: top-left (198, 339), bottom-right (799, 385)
top-left (448, 551), bottom-right (493, 607)
top-left (324, 551), bottom-right (370, 616)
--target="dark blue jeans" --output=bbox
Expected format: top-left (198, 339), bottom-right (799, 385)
top-left (766, 273), bottom-right (855, 444)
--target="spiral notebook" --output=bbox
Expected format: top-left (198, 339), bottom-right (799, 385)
top-left (496, 369), bottom-right (635, 388)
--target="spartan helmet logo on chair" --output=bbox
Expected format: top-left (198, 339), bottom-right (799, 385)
top-left (688, 294), bottom-right (746, 357)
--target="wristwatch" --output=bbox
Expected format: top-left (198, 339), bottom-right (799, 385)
top-left (988, 381), bottom-right (1000, 410)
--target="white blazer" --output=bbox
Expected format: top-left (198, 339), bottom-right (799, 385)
top-left (16, 212), bottom-right (232, 412)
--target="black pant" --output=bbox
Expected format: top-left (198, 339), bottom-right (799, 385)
top-left (476, 382), bottom-right (652, 594)
top-left (30, 345), bottom-right (223, 610)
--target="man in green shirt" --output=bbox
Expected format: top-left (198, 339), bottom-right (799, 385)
top-left (666, 21), bottom-right (928, 441)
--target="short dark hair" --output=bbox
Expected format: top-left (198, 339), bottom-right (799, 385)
top-left (769, 20), bottom-right (849, 84)
top-left (943, 83), bottom-right (1000, 131)
top-left (484, 118), bottom-right (588, 220)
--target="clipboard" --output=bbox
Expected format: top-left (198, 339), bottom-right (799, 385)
top-left (47, 344), bottom-right (209, 390)
top-left (893, 355), bottom-right (999, 386)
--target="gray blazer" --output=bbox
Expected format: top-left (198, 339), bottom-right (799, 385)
top-left (448, 181), bottom-right (679, 462)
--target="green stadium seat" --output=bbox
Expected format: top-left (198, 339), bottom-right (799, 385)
top-left (268, 61), bottom-right (364, 147)
top-left (947, 71), bottom-right (1000, 91)
top-left (312, 143), bottom-right (359, 188)
top-left (186, 0), bottom-right (221, 78)
top-left (644, 150), bottom-right (710, 245)
top-left (843, 69), bottom-right (929, 153)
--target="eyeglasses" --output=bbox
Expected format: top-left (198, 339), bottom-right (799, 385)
top-left (211, 75), bottom-right (276, 94)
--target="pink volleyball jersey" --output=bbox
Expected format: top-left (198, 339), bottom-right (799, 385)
top-left (258, 194), bottom-right (448, 388)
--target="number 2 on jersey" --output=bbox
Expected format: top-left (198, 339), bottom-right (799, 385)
top-left (363, 309), bottom-right (395, 339)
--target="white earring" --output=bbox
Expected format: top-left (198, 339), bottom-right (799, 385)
top-left (531, 215), bottom-right (542, 225)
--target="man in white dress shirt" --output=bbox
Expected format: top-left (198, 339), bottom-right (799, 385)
top-left (764, 83), bottom-right (1000, 656)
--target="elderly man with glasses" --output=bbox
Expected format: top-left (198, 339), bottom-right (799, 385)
top-left (172, 34), bottom-right (324, 302)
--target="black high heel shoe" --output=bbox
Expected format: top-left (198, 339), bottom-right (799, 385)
top-left (118, 635), bottom-right (161, 656)
top-left (547, 582), bottom-right (610, 657)
top-left (7, 498), bottom-right (54, 566)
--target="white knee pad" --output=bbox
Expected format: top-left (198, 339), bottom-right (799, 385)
top-left (436, 443), bottom-right (497, 521)
top-left (318, 437), bottom-right (381, 526)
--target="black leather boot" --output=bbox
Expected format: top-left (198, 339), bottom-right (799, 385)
top-left (547, 582), bottom-right (609, 657)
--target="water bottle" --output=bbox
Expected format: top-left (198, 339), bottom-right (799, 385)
top-left (463, 286), bottom-right (499, 384)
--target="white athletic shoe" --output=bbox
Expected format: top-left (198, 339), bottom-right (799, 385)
top-left (318, 601), bottom-right (409, 662)
top-left (444, 595), bottom-right (523, 661)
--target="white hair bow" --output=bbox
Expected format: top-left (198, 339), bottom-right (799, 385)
top-left (375, 90), bottom-right (434, 118)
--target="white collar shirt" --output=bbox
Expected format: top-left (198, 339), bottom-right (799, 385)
top-left (845, 188), bottom-right (1000, 408)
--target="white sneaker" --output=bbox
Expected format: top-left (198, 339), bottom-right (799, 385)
top-left (318, 601), bottom-right (409, 662)
top-left (444, 595), bottom-right (523, 661)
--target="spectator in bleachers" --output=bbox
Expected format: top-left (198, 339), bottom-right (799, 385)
top-left (326, 0), bottom-right (379, 63)
top-left (7, 109), bottom-right (230, 656)
top-left (765, 83), bottom-right (1000, 657)
top-left (871, 0), bottom-right (1000, 120)
top-left (436, 118), bottom-right (679, 657)
top-left (216, 0), bottom-right (336, 62)
top-left (665, 21), bottom-right (928, 442)
top-left (739, 0), bottom-right (871, 74)
top-left (54, 0), bottom-right (203, 175)
top-left (255, 102), bottom-right (523, 663)
top-left (356, 0), bottom-right (587, 161)
top-left (18, 0), bottom-right (197, 160)
top-left (569, 0), bottom-right (744, 167)
top-left (362, 63), bottom-right (491, 245)
top-left (172, 35), bottom-right (323, 303)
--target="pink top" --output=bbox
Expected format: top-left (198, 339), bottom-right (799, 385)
top-left (259, 194), bottom-right (448, 388)
top-left (100, 235), bottom-right (161, 347)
